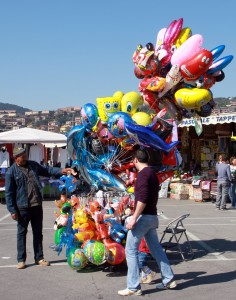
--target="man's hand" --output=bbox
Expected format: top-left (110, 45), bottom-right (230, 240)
top-left (126, 216), bottom-right (136, 230)
top-left (61, 168), bottom-right (77, 175)
top-left (11, 213), bottom-right (18, 221)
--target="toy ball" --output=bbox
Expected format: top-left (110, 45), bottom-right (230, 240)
top-left (81, 103), bottom-right (99, 127)
top-left (54, 227), bottom-right (65, 245)
top-left (106, 243), bottom-right (126, 265)
top-left (83, 240), bottom-right (108, 265)
top-left (132, 112), bottom-right (152, 126)
top-left (67, 247), bottom-right (88, 270)
top-left (107, 112), bottom-right (133, 138)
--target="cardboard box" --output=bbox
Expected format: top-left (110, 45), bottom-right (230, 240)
top-left (193, 188), bottom-right (202, 201)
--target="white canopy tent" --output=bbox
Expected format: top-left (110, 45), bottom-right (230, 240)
top-left (0, 127), bottom-right (67, 147)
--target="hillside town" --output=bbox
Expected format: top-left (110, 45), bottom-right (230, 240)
top-left (0, 105), bottom-right (82, 133)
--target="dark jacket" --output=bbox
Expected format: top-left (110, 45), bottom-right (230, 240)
top-left (5, 161), bottom-right (62, 214)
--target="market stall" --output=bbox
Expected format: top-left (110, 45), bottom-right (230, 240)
top-left (0, 127), bottom-right (68, 200)
top-left (173, 113), bottom-right (236, 201)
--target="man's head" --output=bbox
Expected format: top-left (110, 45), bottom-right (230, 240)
top-left (13, 147), bottom-right (27, 166)
top-left (133, 148), bottom-right (149, 165)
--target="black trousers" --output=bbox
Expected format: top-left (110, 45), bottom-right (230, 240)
top-left (17, 205), bottom-right (44, 262)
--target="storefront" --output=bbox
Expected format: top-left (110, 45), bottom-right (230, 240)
top-left (159, 113), bottom-right (236, 202)
top-left (178, 113), bottom-right (236, 178)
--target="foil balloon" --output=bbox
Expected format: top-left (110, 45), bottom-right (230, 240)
top-left (139, 76), bottom-right (166, 93)
top-left (96, 96), bottom-right (121, 123)
top-left (132, 112), bottom-right (152, 126)
top-left (133, 43), bottom-right (158, 79)
top-left (175, 88), bottom-right (212, 110)
top-left (125, 122), bottom-right (178, 153)
top-left (155, 18), bottom-right (183, 66)
top-left (180, 49), bottom-right (213, 81)
top-left (80, 103), bottom-right (98, 128)
top-left (107, 112), bottom-right (133, 138)
top-left (158, 64), bottom-right (182, 98)
top-left (59, 174), bottom-right (77, 193)
top-left (113, 90), bottom-right (124, 100)
top-left (155, 27), bottom-right (167, 51)
top-left (171, 34), bottom-right (203, 66)
top-left (174, 27), bottom-right (192, 48)
top-left (98, 126), bottom-right (114, 141)
top-left (121, 91), bottom-right (143, 115)
top-left (210, 45), bottom-right (225, 61)
top-left (206, 55), bottom-right (234, 74)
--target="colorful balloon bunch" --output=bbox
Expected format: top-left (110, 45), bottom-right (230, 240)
top-left (66, 89), bottom-right (181, 194)
top-left (53, 194), bottom-right (133, 270)
top-left (132, 18), bottom-right (233, 121)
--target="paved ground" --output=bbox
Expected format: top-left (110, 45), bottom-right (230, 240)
top-left (0, 197), bottom-right (236, 300)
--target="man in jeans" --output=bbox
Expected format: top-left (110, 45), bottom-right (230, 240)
top-left (5, 146), bottom-right (73, 269)
top-left (118, 148), bottom-right (176, 296)
top-left (215, 154), bottom-right (232, 210)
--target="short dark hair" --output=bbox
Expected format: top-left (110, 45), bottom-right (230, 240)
top-left (221, 154), bottom-right (228, 162)
top-left (134, 148), bottom-right (149, 163)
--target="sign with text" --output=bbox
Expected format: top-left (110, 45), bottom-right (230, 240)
top-left (178, 114), bottom-right (236, 127)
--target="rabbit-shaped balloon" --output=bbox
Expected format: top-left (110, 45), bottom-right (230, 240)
top-left (155, 18), bottom-right (183, 67)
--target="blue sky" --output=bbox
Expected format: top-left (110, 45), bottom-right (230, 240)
top-left (0, 0), bottom-right (235, 110)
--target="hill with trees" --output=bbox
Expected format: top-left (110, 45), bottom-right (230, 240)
top-left (0, 102), bottom-right (31, 114)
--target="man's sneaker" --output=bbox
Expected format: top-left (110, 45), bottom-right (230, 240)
top-left (220, 207), bottom-right (227, 210)
top-left (17, 261), bottom-right (26, 269)
top-left (118, 288), bottom-right (142, 296)
top-left (35, 259), bottom-right (50, 266)
top-left (156, 280), bottom-right (177, 290)
top-left (140, 271), bottom-right (156, 284)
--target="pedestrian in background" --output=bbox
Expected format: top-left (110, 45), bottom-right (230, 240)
top-left (5, 146), bottom-right (74, 269)
top-left (118, 148), bottom-right (176, 296)
top-left (215, 154), bottom-right (232, 210)
top-left (229, 156), bottom-right (236, 209)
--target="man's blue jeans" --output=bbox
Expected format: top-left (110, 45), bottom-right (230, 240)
top-left (229, 182), bottom-right (236, 207)
top-left (17, 205), bottom-right (44, 262)
top-left (125, 214), bottom-right (174, 291)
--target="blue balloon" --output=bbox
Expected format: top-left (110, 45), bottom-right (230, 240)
top-left (81, 103), bottom-right (99, 127)
top-left (107, 112), bottom-right (133, 138)
top-left (210, 45), bottom-right (225, 61)
top-left (207, 55), bottom-right (234, 74)
top-left (59, 174), bottom-right (77, 193)
top-left (125, 122), bottom-right (178, 153)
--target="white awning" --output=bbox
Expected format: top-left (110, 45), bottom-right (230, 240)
top-left (178, 113), bottom-right (236, 127)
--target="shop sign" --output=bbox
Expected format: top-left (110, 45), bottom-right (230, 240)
top-left (178, 113), bottom-right (236, 127)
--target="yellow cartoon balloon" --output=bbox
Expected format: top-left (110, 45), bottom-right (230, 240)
top-left (121, 91), bottom-right (143, 116)
top-left (113, 90), bottom-right (124, 100)
top-left (132, 112), bottom-right (152, 126)
top-left (174, 27), bottom-right (192, 48)
top-left (96, 96), bottom-right (121, 123)
top-left (175, 88), bottom-right (212, 111)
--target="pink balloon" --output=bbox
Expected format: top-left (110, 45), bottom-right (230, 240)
top-left (164, 18), bottom-right (183, 46)
top-left (155, 28), bottom-right (166, 52)
top-left (171, 34), bottom-right (203, 66)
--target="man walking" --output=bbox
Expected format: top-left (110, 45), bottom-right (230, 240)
top-left (118, 148), bottom-right (176, 296)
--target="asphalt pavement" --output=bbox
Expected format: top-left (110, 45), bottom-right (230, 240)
top-left (0, 197), bottom-right (236, 300)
